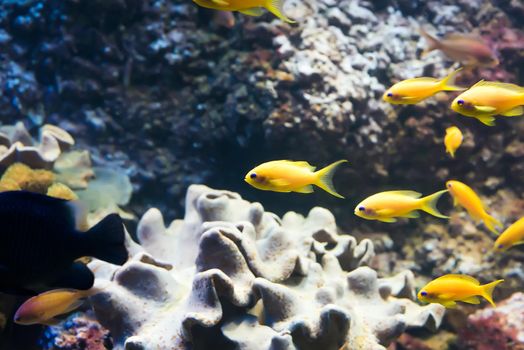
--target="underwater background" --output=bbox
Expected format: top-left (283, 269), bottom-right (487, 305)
top-left (0, 0), bottom-right (524, 349)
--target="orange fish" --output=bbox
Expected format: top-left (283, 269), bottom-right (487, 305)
top-left (420, 29), bottom-right (498, 67)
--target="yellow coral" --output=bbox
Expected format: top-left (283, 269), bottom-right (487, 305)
top-left (1, 163), bottom-right (34, 190)
top-left (0, 178), bottom-right (21, 192)
top-left (47, 183), bottom-right (79, 201)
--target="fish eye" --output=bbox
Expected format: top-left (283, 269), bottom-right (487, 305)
top-left (250, 173), bottom-right (257, 179)
top-left (420, 291), bottom-right (428, 297)
top-left (498, 244), bottom-right (504, 249)
top-left (387, 92), bottom-right (393, 97)
top-left (447, 183), bottom-right (452, 188)
top-left (358, 206), bottom-right (366, 212)
top-left (457, 99), bottom-right (465, 106)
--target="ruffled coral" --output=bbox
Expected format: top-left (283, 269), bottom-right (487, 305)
top-left (88, 185), bottom-right (444, 350)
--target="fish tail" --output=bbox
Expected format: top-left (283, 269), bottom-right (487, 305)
top-left (420, 189), bottom-right (449, 219)
top-left (314, 160), bottom-right (348, 199)
top-left (483, 213), bottom-right (503, 235)
top-left (481, 279), bottom-right (504, 307)
top-left (419, 28), bottom-right (440, 56)
top-left (85, 213), bottom-right (128, 265)
top-left (265, 0), bottom-right (296, 23)
top-left (440, 68), bottom-right (466, 91)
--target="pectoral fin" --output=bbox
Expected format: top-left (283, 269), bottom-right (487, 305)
top-left (41, 318), bottom-right (62, 326)
top-left (453, 197), bottom-right (459, 207)
top-left (501, 106), bottom-right (524, 117)
top-left (461, 296), bottom-right (480, 304)
top-left (211, 0), bottom-right (230, 5)
top-left (239, 7), bottom-right (265, 16)
top-left (474, 105), bottom-right (497, 113)
top-left (270, 178), bottom-right (291, 188)
top-left (294, 185), bottom-right (314, 194)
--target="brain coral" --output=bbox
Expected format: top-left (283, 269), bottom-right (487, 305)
top-left (89, 185), bottom-right (444, 350)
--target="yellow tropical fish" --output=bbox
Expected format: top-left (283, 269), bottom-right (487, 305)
top-left (354, 189), bottom-right (449, 223)
top-left (383, 69), bottom-right (464, 105)
top-left (14, 288), bottom-right (96, 326)
top-left (192, 0), bottom-right (295, 23)
top-left (494, 217), bottom-right (524, 252)
top-left (451, 81), bottom-right (524, 126)
top-left (245, 160), bottom-right (347, 198)
top-left (444, 126), bottom-right (463, 158)
top-left (418, 274), bottom-right (503, 308)
top-left (420, 29), bottom-right (499, 67)
top-left (446, 180), bottom-right (502, 234)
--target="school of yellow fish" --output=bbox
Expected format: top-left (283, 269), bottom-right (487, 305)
top-left (12, 2), bottom-right (524, 329)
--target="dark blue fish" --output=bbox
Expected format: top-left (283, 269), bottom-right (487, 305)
top-left (0, 191), bottom-right (127, 295)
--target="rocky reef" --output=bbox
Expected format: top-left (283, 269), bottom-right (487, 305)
top-left (86, 185), bottom-right (443, 350)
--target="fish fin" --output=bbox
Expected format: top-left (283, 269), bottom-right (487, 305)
top-left (440, 300), bottom-right (457, 309)
top-left (400, 211), bottom-right (420, 219)
top-left (419, 28), bottom-right (440, 55)
top-left (481, 279), bottom-right (504, 307)
top-left (52, 262), bottom-right (95, 290)
top-left (314, 160), bottom-right (348, 199)
top-left (84, 213), bottom-right (127, 265)
top-left (440, 68), bottom-right (466, 91)
top-left (476, 115), bottom-right (496, 126)
top-left (265, 0), bottom-right (296, 23)
top-left (453, 196), bottom-right (459, 206)
top-left (41, 318), bottom-right (63, 326)
top-left (62, 297), bottom-right (87, 314)
top-left (483, 214), bottom-right (503, 235)
top-left (67, 200), bottom-right (89, 231)
top-left (286, 161), bottom-right (316, 171)
top-left (501, 106), bottom-right (524, 117)
top-left (474, 105), bottom-right (497, 113)
top-left (377, 217), bottom-right (397, 223)
top-left (447, 147), bottom-right (456, 158)
top-left (420, 189), bottom-right (449, 219)
top-left (211, 0), bottom-right (230, 5)
top-left (294, 185), bottom-right (314, 194)
top-left (461, 296), bottom-right (480, 304)
top-left (445, 32), bottom-right (484, 42)
top-left (384, 190), bottom-right (422, 198)
top-left (270, 178), bottom-right (292, 187)
top-left (375, 208), bottom-right (396, 217)
top-left (238, 7), bottom-right (265, 16)
top-left (434, 274), bottom-right (480, 285)
top-left (471, 80), bottom-right (524, 93)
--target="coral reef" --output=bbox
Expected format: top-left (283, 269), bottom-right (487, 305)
top-left (88, 185), bottom-right (443, 350)
top-left (39, 312), bottom-right (112, 350)
top-left (458, 292), bottom-right (524, 350)
top-left (0, 122), bottom-right (74, 170)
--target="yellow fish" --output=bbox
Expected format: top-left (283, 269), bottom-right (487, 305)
top-left (444, 126), bottom-right (463, 158)
top-left (420, 29), bottom-right (499, 67)
top-left (14, 288), bottom-right (96, 326)
top-left (451, 81), bottom-right (524, 126)
top-left (354, 189), bottom-right (449, 223)
top-left (418, 274), bottom-right (503, 308)
top-left (446, 180), bottom-right (502, 234)
top-left (244, 160), bottom-right (347, 198)
top-left (383, 68), bottom-right (464, 105)
top-left (192, 0), bottom-right (295, 23)
top-left (494, 217), bottom-right (524, 252)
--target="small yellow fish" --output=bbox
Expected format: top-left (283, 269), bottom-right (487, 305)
top-left (245, 160), bottom-right (347, 198)
top-left (451, 81), bottom-right (524, 126)
top-left (14, 288), bottom-right (95, 326)
top-left (383, 69), bottom-right (465, 105)
top-left (446, 180), bottom-right (502, 234)
top-left (354, 189), bottom-right (449, 223)
top-left (192, 0), bottom-right (295, 23)
top-left (420, 29), bottom-right (499, 67)
top-left (418, 274), bottom-right (504, 308)
top-left (444, 126), bottom-right (463, 158)
top-left (494, 217), bottom-right (524, 252)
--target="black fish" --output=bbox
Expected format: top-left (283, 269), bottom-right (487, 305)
top-left (0, 191), bottom-right (127, 295)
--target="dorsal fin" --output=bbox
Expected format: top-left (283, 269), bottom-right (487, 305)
top-left (434, 274), bottom-right (480, 285)
top-left (281, 160), bottom-right (316, 171)
top-left (382, 190), bottom-right (423, 198)
top-left (471, 80), bottom-right (524, 93)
